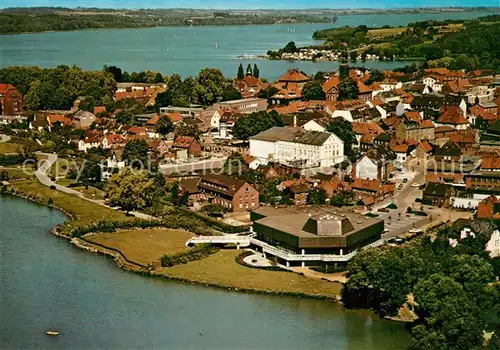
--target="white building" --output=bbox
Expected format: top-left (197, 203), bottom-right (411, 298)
top-left (422, 77), bottom-right (443, 92)
top-left (249, 126), bottom-right (344, 172)
top-left (449, 226), bottom-right (500, 258)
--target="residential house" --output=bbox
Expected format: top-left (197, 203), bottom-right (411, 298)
top-left (353, 146), bottom-right (396, 182)
top-left (101, 150), bottom-right (126, 180)
top-left (351, 178), bottom-right (395, 206)
top-left (47, 114), bottom-right (72, 131)
top-left (448, 219), bottom-right (500, 258)
top-left (171, 136), bottom-right (202, 159)
top-left (477, 195), bottom-right (500, 220)
top-left (412, 140), bottom-right (434, 160)
top-left (145, 114), bottom-right (161, 139)
top-left (322, 75), bottom-right (340, 102)
top-left (287, 182), bottom-right (310, 206)
top-left (78, 134), bottom-right (103, 152)
top-left (422, 76), bottom-right (443, 92)
top-left (423, 182), bottom-right (453, 207)
top-left (373, 133), bottom-right (391, 148)
top-left (449, 129), bottom-right (479, 154)
top-left (0, 83), bottom-right (23, 115)
top-left (270, 69), bottom-right (309, 105)
top-left (214, 112), bottom-right (243, 140)
top-left (391, 142), bottom-right (411, 164)
top-left (352, 122), bottom-right (384, 150)
top-left (435, 106), bottom-right (469, 130)
top-left (235, 75), bottom-right (269, 98)
top-left (331, 99), bottom-right (367, 122)
top-left (102, 133), bottom-right (126, 150)
top-left (411, 95), bottom-right (467, 119)
top-left (395, 116), bottom-right (435, 141)
top-left (434, 140), bottom-right (462, 163)
top-left (197, 174), bottom-right (260, 212)
top-left (73, 110), bottom-right (96, 129)
top-left (357, 81), bottom-right (373, 102)
top-left (178, 177), bottom-right (203, 202)
top-left (249, 126), bottom-right (344, 173)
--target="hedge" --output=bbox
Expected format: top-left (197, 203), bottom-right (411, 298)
top-left (0, 154), bottom-right (28, 166)
top-left (161, 245), bottom-right (219, 267)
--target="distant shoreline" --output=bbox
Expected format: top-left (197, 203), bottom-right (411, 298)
top-left (1, 8), bottom-right (498, 36)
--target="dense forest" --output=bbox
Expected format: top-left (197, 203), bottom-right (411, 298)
top-left (310, 15), bottom-right (500, 70)
top-left (0, 8), bottom-right (334, 34)
top-left (343, 220), bottom-right (500, 350)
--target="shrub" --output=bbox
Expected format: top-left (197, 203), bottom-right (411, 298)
top-left (386, 203), bottom-right (398, 210)
top-left (160, 245), bottom-right (218, 267)
top-left (49, 185), bottom-right (56, 190)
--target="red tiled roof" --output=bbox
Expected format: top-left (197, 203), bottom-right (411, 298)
top-left (370, 98), bottom-right (384, 106)
top-left (168, 112), bottom-right (182, 123)
top-left (0, 83), bottom-right (17, 94)
top-left (173, 136), bottom-right (196, 148)
top-left (357, 81), bottom-right (373, 94)
top-left (352, 122), bottom-right (384, 136)
top-left (127, 126), bottom-right (147, 135)
top-left (278, 69), bottom-right (309, 83)
top-left (477, 195), bottom-right (500, 219)
top-left (47, 114), bottom-right (71, 127)
top-left (93, 106), bottom-right (106, 115)
top-left (481, 154), bottom-right (500, 170)
top-left (437, 106), bottom-right (468, 125)
top-left (146, 114), bottom-right (160, 125)
top-left (322, 75), bottom-right (339, 93)
top-left (419, 140), bottom-right (433, 153)
top-left (352, 178), bottom-right (383, 192)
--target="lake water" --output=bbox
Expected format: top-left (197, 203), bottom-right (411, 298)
top-left (0, 11), bottom-right (496, 81)
top-left (0, 195), bottom-right (411, 349)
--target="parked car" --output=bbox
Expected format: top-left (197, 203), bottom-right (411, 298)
top-left (411, 183), bottom-right (421, 188)
top-left (378, 208), bottom-right (390, 213)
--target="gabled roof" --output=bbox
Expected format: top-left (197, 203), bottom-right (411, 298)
top-left (418, 140), bottom-right (434, 153)
top-left (198, 174), bottom-right (249, 196)
top-left (322, 76), bottom-right (339, 93)
top-left (278, 69), bottom-right (309, 83)
top-left (437, 106), bottom-right (468, 125)
top-left (172, 136), bottom-right (197, 148)
top-left (435, 140), bottom-right (461, 157)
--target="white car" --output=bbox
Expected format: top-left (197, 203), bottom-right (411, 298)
top-left (411, 183), bottom-right (421, 188)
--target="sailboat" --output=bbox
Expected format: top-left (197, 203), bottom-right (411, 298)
top-left (46, 330), bottom-right (59, 336)
top-left (214, 41), bottom-right (219, 49)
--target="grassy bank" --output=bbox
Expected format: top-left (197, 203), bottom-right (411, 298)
top-left (161, 250), bottom-right (342, 298)
top-left (87, 228), bottom-right (193, 267)
top-left (5, 178), bottom-right (342, 299)
top-left (8, 179), bottom-right (132, 235)
top-left (0, 142), bottom-right (19, 154)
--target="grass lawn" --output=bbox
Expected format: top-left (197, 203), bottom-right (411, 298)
top-left (88, 228), bottom-right (193, 266)
top-left (12, 179), bottom-right (132, 235)
top-left (0, 142), bottom-right (20, 154)
top-left (368, 27), bottom-right (405, 39)
top-left (1, 166), bottom-right (35, 181)
top-left (161, 250), bottom-right (342, 298)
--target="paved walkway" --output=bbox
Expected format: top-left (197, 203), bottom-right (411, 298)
top-left (34, 152), bottom-right (156, 221)
top-left (290, 267), bottom-right (348, 283)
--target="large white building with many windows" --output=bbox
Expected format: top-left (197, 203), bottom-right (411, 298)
top-left (249, 126), bottom-right (344, 172)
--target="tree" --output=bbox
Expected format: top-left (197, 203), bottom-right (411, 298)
top-left (326, 118), bottom-right (356, 154)
top-left (301, 81), bottom-right (326, 100)
top-left (237, 63), bottom-right (244, 80)
top-left (232, 111), bottom-right (284, 140)
top-left (105, 168), bottom-right (155, 213)
top-left (155, 91), bottom-right (171, 108)
top-left (282, 41), bottom-right (298, 53)
top-left (194, 68), bottom-right (228, 106)
top-left (338, 77), bottom-right (360, 101)
top-left (365, 69), bottom-right (385, 85)
top-left (331, 190), bottom-right (354, 207)
top-left (175, 122), bottom-right (200, 139)
top-left (361, 51), bottom-right (367, 61)
top-left (115, 110), bottom-right (134, 125)
top-left (350, 51), bottom-right (358, 62)
top-left (103, 65), bottom-right (123, 82)
top-left (474, 96), bottom-right (480, 105)
top-left (307, 188), bottom-right (327, 205)
top-left (122, 139), bottom-right (149, 169)
top-left (253, 64), bottom-right (260, 78)
top-left (246, 64), bottom-right (253, 76)
top-left (222, 85), bottom-right (243, 101)
top-left (155, 115), bottom-right (174, 136)
top-left (153, 72), bottom-right (164, 84)
top-left (256, 86), bottom-right (279, 99)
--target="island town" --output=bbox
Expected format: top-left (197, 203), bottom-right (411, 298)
top-left (1, 14), bottom-right (500, 348)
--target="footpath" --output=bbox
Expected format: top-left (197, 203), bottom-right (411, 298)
top-left (34, 152), bottom-right (155, 221)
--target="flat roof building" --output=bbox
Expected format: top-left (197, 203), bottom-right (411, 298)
top-left (250, 206), bottom-right (384, 266)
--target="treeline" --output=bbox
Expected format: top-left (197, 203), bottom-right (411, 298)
top-left (0, 8), bottom-right (332, 35)
top-left (344, 222), bottom-right (500, 349)
top-left (0, 65), bottom-right (116, 110)
top-left (103, 65), bottom-right (165, 84)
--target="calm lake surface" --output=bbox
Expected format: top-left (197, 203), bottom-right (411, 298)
top-left (0, 195), bottom-right (411, 349)
top-left (0, 11), bottom-right (496, 80)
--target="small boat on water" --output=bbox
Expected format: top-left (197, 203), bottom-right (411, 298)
top-left (46, 330), bottom-right (59, 336)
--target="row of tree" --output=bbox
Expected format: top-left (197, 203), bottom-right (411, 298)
top-left (0, 65), bottom-right (116, 110)
top-left (237, 63), bottom-right (260, 79)
top-left (344, 224), bottom-right (500, 349)
top-left (155, 68), bottom-right (242, 108)
top-left (103, 65), bottom-right (166, 84)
